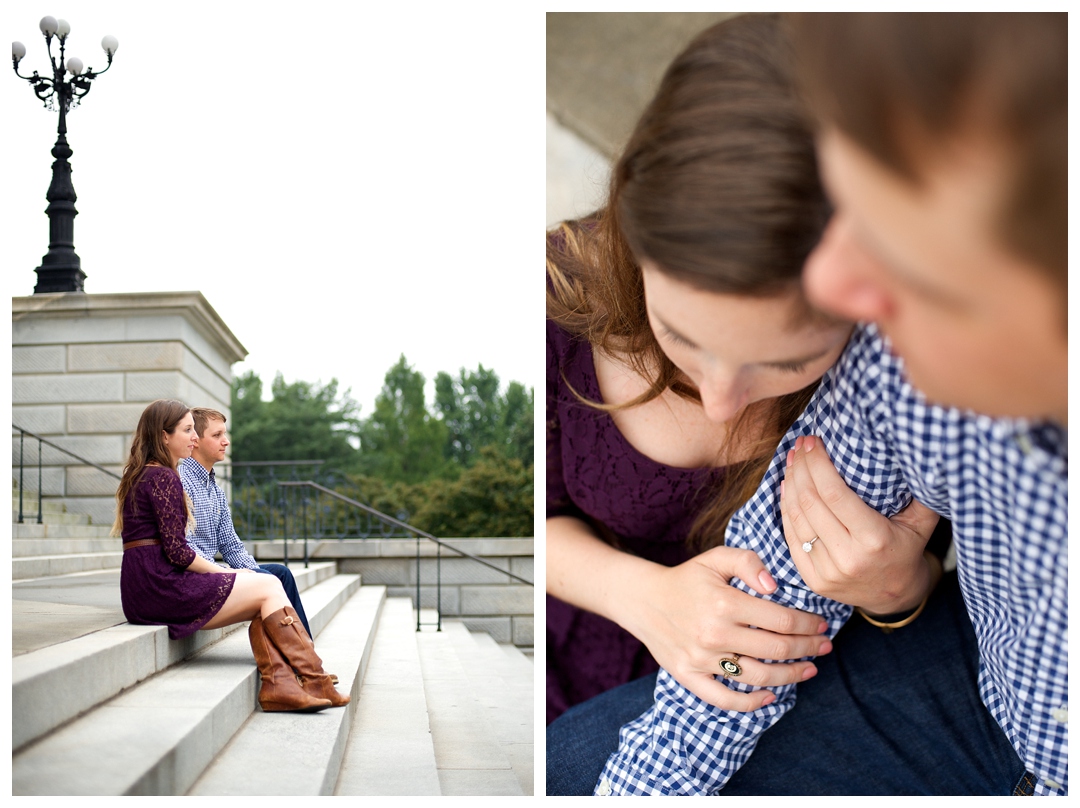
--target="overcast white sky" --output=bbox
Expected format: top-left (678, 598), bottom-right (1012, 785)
top-left (3, 3), bottom-right (544, 417)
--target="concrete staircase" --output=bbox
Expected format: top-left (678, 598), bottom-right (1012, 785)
top-left (12, 507), bottom-right (534, 796)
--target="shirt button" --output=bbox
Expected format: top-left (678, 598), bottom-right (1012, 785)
top-left (596, 779), bottom-right (612, 796)
top-left (1051, 706), bottom-right (1067, 723)
top-left (1045, 780), bottom-right (1062, 790)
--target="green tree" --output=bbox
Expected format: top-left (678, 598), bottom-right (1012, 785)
top-left (435, 365), bottom-right (534, 468)
top-left (358, 355), bottom-right (452, 484)
top-left (411, 446), bottom-right (533, 537)
top-left (230, 371), bottom-right (361, 467)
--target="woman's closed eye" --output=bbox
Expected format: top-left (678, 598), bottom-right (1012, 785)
top-left (661, 325), bottom-right (697, 349)
top-left (770, 359), bottom-right (810, 374)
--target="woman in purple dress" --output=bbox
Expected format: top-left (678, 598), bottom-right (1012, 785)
top-left (546, 14), bottom-right (940, 724)
top-left (116, 398), bottom-right (349, 713)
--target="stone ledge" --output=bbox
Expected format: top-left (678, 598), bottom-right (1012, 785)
top-left (13, 291), bottom-right (247, 366)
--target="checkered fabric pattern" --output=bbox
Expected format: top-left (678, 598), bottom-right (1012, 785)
top-left (597, 322), bottom-right (1068, 796)
top-left (179, 457), bottom-right (260, 570)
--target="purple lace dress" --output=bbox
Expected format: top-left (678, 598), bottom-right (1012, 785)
top-left (547, 319), bottom-right (726, 724)
top-left (119, 465), bottom-right (234, 640)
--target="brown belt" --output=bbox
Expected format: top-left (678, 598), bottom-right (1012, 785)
top-left (123, 539), bottom-right (162, 550)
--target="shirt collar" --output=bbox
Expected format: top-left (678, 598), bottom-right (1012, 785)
top-left (180, 456), bottom-right (214, 485)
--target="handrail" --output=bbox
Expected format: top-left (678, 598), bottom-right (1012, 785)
top-left (12, 424), bottom-right (122, 480)
top-left (230, 460), bottom-right (326, 467)
top-left (12, 423), bottom-right (121, 524)
top-left (278, 480), bottom-right (532, 633)
top-left (277, 480), bottom-right (534, 586)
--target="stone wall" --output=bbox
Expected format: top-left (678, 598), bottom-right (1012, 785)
top-left (251, 537), bottom-right (535, 648)
top-left (12, 292), bottom-right (247, 524)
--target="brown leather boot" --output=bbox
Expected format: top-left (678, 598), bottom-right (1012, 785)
top-left (263, 606), bottom-right (351, 707)
top-left (248, 616), bottom-right (332, 713)
top-left (296, 621), bottom-right (338, 685)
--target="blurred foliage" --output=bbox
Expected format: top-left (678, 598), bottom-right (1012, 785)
top-left (230, 356), bottom-right (533, 537)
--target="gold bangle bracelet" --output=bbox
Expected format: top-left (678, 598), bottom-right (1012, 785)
top-left (856, 595), bottom-right (928, 631)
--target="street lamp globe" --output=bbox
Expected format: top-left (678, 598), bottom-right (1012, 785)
top-left (13, 16), bottom-right (118, 293)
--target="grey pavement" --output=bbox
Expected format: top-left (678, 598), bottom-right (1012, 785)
top-left (547, 12), bottom-right (736, 157)
top-left (14, 570), bottom-right (125, 654)
top-left (546, 12), bottom-right (735, 228)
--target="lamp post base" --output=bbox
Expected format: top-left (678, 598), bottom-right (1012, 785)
top-left (33, 264), bottom-right (86, 294)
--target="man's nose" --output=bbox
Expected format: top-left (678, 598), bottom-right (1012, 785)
top-left (804, 215), bottom-right (892, 324)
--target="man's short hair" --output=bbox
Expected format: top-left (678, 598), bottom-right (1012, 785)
top-left (789, 12), bottom-right (1066, 285)
top-left (191, 407), bottom-right (227, 438)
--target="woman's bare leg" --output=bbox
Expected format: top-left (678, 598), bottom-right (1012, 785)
top-left (201, 572), bottom-right (291, 630)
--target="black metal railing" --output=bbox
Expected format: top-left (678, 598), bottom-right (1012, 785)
top-left (277, 480), bottom-right (533, 632)
top-left (224, 461), bottom-right (413, 542)
top-left (12, 424), bottom-right (121, 523)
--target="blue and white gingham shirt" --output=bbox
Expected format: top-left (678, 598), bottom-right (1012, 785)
top-left (597, 322), bottom-right (1067, 796)
top-left (179, 457), bottom-right (260, 570)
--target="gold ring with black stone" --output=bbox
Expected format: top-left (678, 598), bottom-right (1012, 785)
top-left (719, 654), bottom-right (742, 678)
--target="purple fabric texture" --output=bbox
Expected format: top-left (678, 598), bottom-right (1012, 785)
top-left (547, 318), bottom-right (725, 724)
top-left (120, 465), bottom-right (234, 640)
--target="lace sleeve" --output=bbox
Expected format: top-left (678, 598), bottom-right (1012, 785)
top-left (547, 320), bottom-right (580, 520)
top-left (148, 468), bottom-right (197, 568)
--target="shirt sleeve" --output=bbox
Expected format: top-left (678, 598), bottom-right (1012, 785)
top-left (213, 491), bottom-right (259, 570)
top-left (597, 325), bottom-right (923, 795)
top-left (147, 469), bottom-right (197, 569)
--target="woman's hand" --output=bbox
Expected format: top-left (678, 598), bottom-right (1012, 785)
top-left (780, 435), bottom-right (939, 615)
top-left (624, 545), bottom-right (832, 711)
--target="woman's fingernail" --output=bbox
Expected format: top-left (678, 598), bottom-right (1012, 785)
top-left (761, 693), bottom-right (776, 707)
top-left (819, 640), bottom-right (833, 655)
top-left (758, 570), bottom-right (777, 592)
top-left (804, 436), bottom-right (815, 452)
top-left (801, 665), bottom-right (818, 681)
top-left (818, 621), bottom-right (829, 634)
top-left (786, 449), bottom-right (794, 467)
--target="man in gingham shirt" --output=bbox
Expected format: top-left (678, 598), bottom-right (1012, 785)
top-left (595, 13), bottom-right (1066, 797)
top-left (180, 407), bottom-right (314, 638)
top-left (596, 324), bottom-right (1066, 794)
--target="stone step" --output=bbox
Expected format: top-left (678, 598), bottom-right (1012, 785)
top-left (12, 496), bottom-right (95, 525)
top-left (415, 617), bottom-right (525, 796)
top-left (12, 522), bottom-right (111, 539)
top-left (188, 585), bottom-right (385, 795)
top-left (14, 550), bottom-right (124, 580)
top-left (13, 536), bottom-right (120, 556)
top-left (13, 573), bottom-right (364, 795)
top-left (12, 562), bottom-right (339, 752)
top-left (334, 597), bottom-right (442, 796)
top-left (441, 621), bottom-right (533, 794)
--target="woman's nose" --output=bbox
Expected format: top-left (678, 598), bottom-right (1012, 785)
top-left (698, 373), bottom-right (747, 424)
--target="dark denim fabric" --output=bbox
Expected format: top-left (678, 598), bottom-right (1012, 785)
top-left (546, 572), bottom-right (1027, 795)
top-left (255, 563), bottom-right (312, 638)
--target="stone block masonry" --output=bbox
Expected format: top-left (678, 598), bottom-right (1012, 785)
top-left (12, 292), bottom-right (247, 524)
top-left (252, 537), bottom-right (535, 648)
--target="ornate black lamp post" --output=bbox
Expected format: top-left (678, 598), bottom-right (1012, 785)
top-left (12, 16), bottom-right (118, 293)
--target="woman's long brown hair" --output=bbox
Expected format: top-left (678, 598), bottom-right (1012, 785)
top-left (547, 13), bottom-right (833, 551)
top-left (112, 399), bottom-right (191, 536)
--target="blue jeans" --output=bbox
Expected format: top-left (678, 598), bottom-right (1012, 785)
top-left (546, 571), bottom-right (1029, 795)
top-left (254, 564), bottom-right (312, 638)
